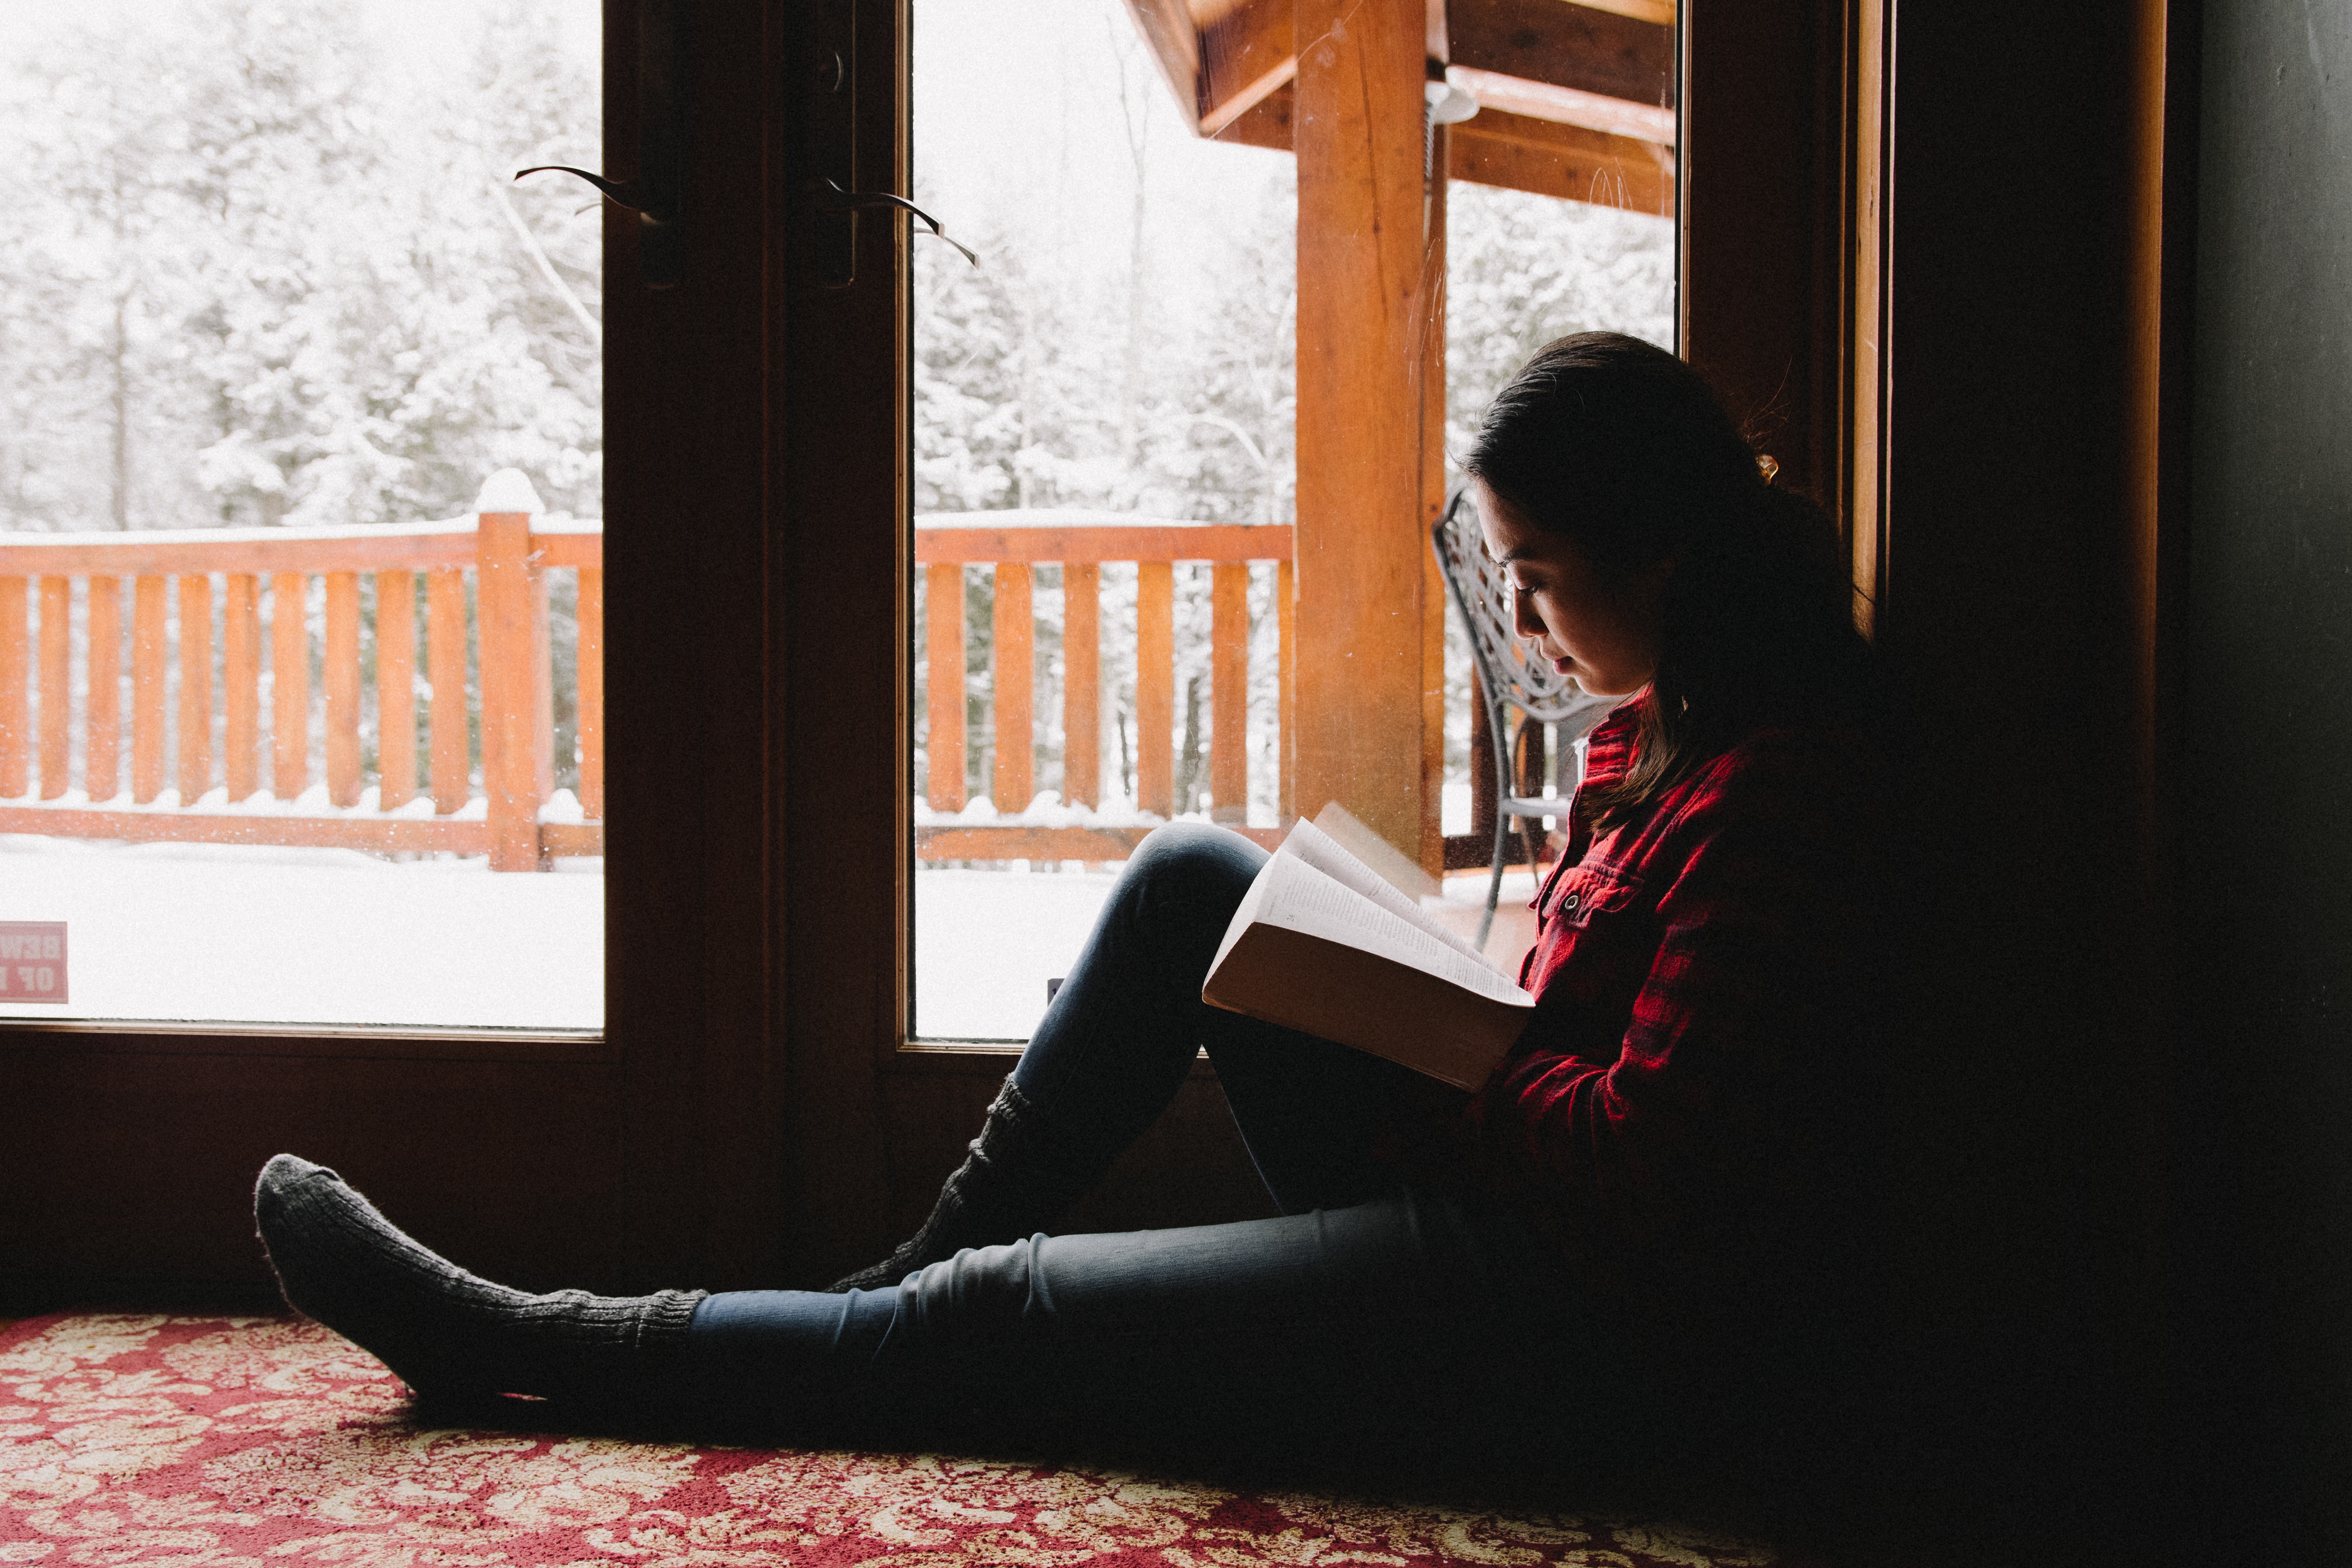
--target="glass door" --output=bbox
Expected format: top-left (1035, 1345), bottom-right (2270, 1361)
top-left (0, 0), bottom-right (606, 1029)
top-left (908, 0), bottom-right (1680, 1038)
top-left (909, 0), bottom-right (1298, 1041)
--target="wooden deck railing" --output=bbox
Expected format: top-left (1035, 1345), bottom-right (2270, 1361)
top-left (915, 515), bottom-right (1294, 862)
top-left (0, 502), bottom-right (1292, 872)
top-left (0, 472), bottom-right (600, 871)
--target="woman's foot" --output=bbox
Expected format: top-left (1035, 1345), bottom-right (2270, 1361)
top-left (253, 1154), bottom-right (704, 1408)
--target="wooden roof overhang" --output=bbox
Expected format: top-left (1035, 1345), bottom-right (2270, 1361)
top-left (1123, 0), bottom-right (1676, 216)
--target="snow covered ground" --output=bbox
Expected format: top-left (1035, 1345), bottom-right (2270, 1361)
top-left (0, 830), bottom-right (1538, 1038)
top-left (912, 860), bottom-right (1542, 1042)
top-left (0, 835), bottom-right (604, 1029)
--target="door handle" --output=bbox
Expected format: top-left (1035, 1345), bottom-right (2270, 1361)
top-left (516, 0), bottom-right (680, 289)
top-left (801, 179), bottom-right (980, 268)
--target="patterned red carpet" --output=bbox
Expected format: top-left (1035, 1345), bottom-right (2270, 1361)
top-left (0, 1313), bottom-right (1813, 1566)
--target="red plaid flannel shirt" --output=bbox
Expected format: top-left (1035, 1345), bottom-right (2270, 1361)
top-left (1453, 694), bottom-right (1881, 1315)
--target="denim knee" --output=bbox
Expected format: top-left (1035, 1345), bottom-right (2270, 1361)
top-left (1119, 822), bottom-right (1265, 929)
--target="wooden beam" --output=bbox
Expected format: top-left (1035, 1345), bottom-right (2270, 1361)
top-left (86, 579), bottom-right (120, 803)
top-left (37, 578), bottom-right (67, 800)
top-left (1294, 0), bottom-right (1430, 859)
top-left (1447, 65), bottom-right (1674, 144)
top-left (912, 522), bottom-right (1289, 564)
top-left (323, 572), bottom-right (361, 807)
top-left (1199, 0), bottom-right (1293, 136)
top-left (1850, 0), bottom-right (1890, 635)
top-left (1120, 0), bottom-right (1203, 124)
top-left (990, 563), bottom-right (1034, 811)
top-left (1154, 0), bottom-right (1683, 143)
top-left (1565, 0), bottom-right (1674, 25)
top-left (1207, 65), bottom-right (1674, 223)
top-left (1213, 77), bottom-right (1296, 151)
top-left (1135, 562), bottom-right (1175, 816)
top-left (914, 822), bottom-right (1285, 862)
top-left (0, 580), bottom-right (25, 799)
top-left (1448, 105), bottom-right (1673, 213)
top-left (0, 803), bottom-right (496, 855)
top-left (923, 563), bottom-right (966, 813)
top-left (425, 569), bottom-right (468, 815)
top-left (1062, 563), bottom-right (1101, 809)
top-left (1421, 125), bottom-right (1451, 879)
top-left (1210, 562), bottom-right (1250, 816)
top-left (1277, 557), bottom-right (1295, 819)
top-left (376, 571), bottom-right (418, 812)
top-left (177, 572), bottom-right (212, 804)
top-left (1447, 0), bottom-right (1673, 115)
top-left (133, 574), bottom-right (167, 804)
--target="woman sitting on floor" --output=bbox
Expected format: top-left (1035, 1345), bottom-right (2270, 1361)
top-left (254, 331), bottom-right (1889, 1480)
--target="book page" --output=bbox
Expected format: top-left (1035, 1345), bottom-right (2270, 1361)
top-left (1309, 802), bottom-right (1439, 902)
top-left (1257, 854), bottom-right (1531, 1007)
top-left (1208, 852), bottom-right (1277, 978)
top-left (1278, 819), bottom-right (1494, 968)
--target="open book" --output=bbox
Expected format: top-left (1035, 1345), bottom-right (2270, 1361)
top-left (1200, 817), bottom-right (1534, 1090)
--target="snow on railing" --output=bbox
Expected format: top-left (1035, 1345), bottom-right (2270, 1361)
top-left (915, 512), bottom-right (1293, 862)
top-left (0, 471), bottom-right (602, 870)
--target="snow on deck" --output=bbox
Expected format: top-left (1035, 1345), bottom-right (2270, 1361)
top-left (0, 834), bottom-right (603, 1029)
top-left (0, 827), bottom-right (1533, 1038)
top-left (913, 860), bottom-right (1541, 1043)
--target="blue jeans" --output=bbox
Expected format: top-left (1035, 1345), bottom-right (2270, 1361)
top-left (686, 824), bottom-right (1619, 1456)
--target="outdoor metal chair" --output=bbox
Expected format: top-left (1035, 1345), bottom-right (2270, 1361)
top-left (1432, 486), bottom-right (1620, 947)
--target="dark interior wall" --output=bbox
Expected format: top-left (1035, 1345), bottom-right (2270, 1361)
top-left (2175, 2), bottom-right (2352, 1557)
top-left (1874, 0), bottom-right (2159, 1521)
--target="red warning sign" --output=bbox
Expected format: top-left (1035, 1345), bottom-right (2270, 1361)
top-left (0, 923), bottom-right (67, 1003)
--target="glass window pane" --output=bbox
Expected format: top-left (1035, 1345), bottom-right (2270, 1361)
top-left (0, 0), bottom-right (605, 1028)
top-left (912, 0), bottom-right (1296, 1042)
top-left (912, 0), bottom-right (1678, 1038)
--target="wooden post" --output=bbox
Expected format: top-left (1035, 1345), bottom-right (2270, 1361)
top-left (1293, 0), bottom-right (1431, 857)
top-left (223, 574), bottom-right (259, 803)
top-left (38, 578), bottom-right (68, 799)
top-left (133, 574), bottom-right (167, 803)
top-left (177, 573), bottom-right (212, 803)
top-left (991, 562), bottom-right (1034, 811)
top-left (324, 571), bottom-right (361, 806)
top-left (1061, 562), bottom-right (1100, 809)
top-left (530, 567), bottom-right (555, 805)
top-left (1278, 557), bottom-right (1295, 822)
top-left (270, 572), bottom-right (307, 800)
top-left (925, 561), bottom-right (966, 812)
top-left (574, 566), bottom-right (603, 818)
top-left (87, 578), bottom-right (120, 802)
top-left (1469, 665), bottom-right (1497, 844)
top-left (476, 509), bottom-right (542, 870)
top-left (1421, 120), bottom-right (1451, 877)
top-left (0, 578), bottom-right (24, 798)
top-left (376, 570), bottom-right (417, 810)
top-left (426, 568), bottom-right (469, 814)
top-left (1136, 560), bottom-right (1175, 817)
top-left (1211, 561), bottom-right (1250, 819)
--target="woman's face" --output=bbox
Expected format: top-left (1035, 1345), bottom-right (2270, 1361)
top-left (1470, 477), bottom-right (1669, 699)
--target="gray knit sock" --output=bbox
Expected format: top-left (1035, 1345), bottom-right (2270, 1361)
top-left (254, 1153), bottom-right (704, 1408)
top-left (828, 1075), bottom-right (1106, 1294)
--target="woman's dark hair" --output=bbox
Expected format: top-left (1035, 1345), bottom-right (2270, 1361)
top-left (1463, 332), bottom-right (1874, 828)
